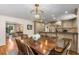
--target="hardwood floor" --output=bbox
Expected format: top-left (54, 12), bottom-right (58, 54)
top-left (0, 45), bottom-right (7, 55)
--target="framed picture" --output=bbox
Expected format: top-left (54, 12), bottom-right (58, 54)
top-left (27, 25), bottom-right (32, 30)
top-left (6, 25), bottom-right (13, 35)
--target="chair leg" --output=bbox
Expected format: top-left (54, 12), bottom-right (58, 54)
top-left (66, 50), bottom-right (69, 55)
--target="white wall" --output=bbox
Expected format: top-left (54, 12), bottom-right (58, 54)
top-left (0, 15), bottom-right (34, 46)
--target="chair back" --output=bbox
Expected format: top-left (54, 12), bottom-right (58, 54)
top-left (22, 34), bottom-right (28, 39)
top-left (15, 39), bottom-right (34, 55)
top-left (15, 39), bottom-right (28, 54)
top-left (61, 39), bottom-right (72, 55)
top-left (24, 42), bottom-right (34, 55)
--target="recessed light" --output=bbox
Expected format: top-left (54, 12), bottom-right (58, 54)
top-left (65, 11), bottom-right (68, 14)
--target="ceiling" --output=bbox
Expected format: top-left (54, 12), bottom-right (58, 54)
top-left (0, 4), bottom-right (79, 21)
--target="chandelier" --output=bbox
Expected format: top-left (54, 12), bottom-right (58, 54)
top-left (31, 4), bottom-right (44, 19)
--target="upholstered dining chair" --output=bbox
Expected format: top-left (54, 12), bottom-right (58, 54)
top-left (22, 34), bottom-right (28, 39)
top-left (15, 39), bottom-right (34, 55)
top-left (15, 39), bottom-right (28, 55)
top-left (22, 40), bottom-right (35, 55)
top-left (54, 39), bottom-right (72, 55)
top-left (48, 39), bottom-right (72, 55)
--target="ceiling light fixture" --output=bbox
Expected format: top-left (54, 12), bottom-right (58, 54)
top-left (31, 4), bottom-right (44, 19)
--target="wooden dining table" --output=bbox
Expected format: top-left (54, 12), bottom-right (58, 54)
top-left (28, 38), bottom-right (57, 55)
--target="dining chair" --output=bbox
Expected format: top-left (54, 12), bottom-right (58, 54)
top-left (15, 39), bottom-right (28, 55)
top-left (23, 41), bottom-right (35, 55)
top-left (54, 39), bottom-right (72, 55)
top-left (24, 38), bottom-right (35, 46)
top-left (15, 39), bottom-right (34, 55)
top-left (22, 34), bottom-right (28, 39)
top-left (48, 39), bottom-right (72, 55)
